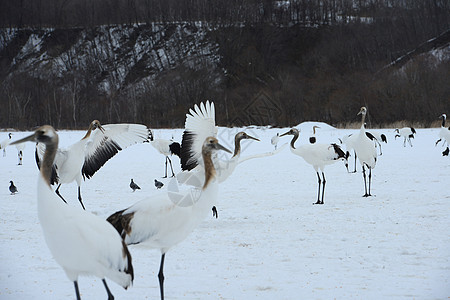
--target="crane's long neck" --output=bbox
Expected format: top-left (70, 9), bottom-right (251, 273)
top-left (290, 132), bottom-right (299, 149)
top-left (442, 115), bottom-right (446, 128)
top-left (41, 139), bottom-right (58, 187)
top-left (232, 137), bottom-right (242, 158)
top-left (202, 151), bottom-right (216, 190)
top-left (360, 113), bottom-right (366, 130)
top-left (82, 125), bottom-right (94, 140)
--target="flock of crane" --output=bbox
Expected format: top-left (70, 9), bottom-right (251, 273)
top-left (2, 102), bottom-right (450, 300)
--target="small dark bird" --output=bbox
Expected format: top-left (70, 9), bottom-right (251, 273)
top-left (130, 179), bottom-right (141, 192)
top-left (9, 181), bottom-right (18, 195)
top-left (443, 147), bottom-right (449, 156)
top-left (154, 179), bottom-right (164, 189)
top-left (212, 206), bottom-right (218, 218)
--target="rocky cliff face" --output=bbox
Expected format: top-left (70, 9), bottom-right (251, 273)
top-left (1, 23), bottom-right (222, 96)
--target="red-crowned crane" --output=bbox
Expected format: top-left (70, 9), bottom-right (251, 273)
top-left (341, 127), bottom-right (386, 173)
top-left (309, 125), bottom-right (320, 144)
top-left (16, 144), bottom-right (25, 165)
top-left (280, 128), bottom-right (347, 205)
top-left (395, 127), bottom-right (416, 147)
top-left (107, 135), bottom-right (230, 300)
top-left (436, 114), bottom-right (450, 147)
top-left (366, 130), bottom-right (387, 156)
top-left (353, 107), bottom-right (377, 197)
top-left (178, 101), bottom-right (283, 217)
top-left (11, 125), bottom-right (134, 300)
top-left (271, 133), bottom-right (280, 149)
top-left (35, 120), bottom-right (151, 210)
top-left (0, 133), bottom-right (12, 157)
top-left (149, 136), bottom-right (181, 178)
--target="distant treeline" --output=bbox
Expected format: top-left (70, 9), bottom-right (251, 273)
top-left (0, 1), bottom-right (449, 129)
top-left (1, 0), bottom-right (449, 31)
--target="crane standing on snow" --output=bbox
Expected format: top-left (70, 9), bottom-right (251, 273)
top-left (280, 128), bottom-right (347, 205)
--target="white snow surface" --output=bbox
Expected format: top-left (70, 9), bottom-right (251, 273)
top-left (0, 126), bottom-right (449, 299)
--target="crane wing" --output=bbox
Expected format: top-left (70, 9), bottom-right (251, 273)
top-left (238, 142), bottom-right (288, 164)
top-left (82, 123), bottom-right (151, 179)
top-left (180, 101), bottom-right (217, 171)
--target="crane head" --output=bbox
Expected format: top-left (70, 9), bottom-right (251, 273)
top-left (202, 137), bottom-right (231, 154)
top-left (235, 132), bottom-right (260, 142)
top-left (10, 125), bottom-right (58, 146)
top-left (357, 107), bottom-right (367, 116)
top-left (91, 120), bottom-right (105, 133)
top-left (280, 128), bottom-right (299, 137)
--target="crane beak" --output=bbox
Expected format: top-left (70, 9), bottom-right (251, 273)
top-left (279, 131), bottom-right (290, 137)
top-left (10, 132), bottom-right (37, 145)
top-left (98, 125), bottom-right (105, 133)
top-left (214, 142), bottom-right (232, 154)
top-left (247, 135), bottom-right (260, 141)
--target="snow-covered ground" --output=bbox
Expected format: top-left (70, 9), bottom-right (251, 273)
top-left (0, 125), bottom-right (449, 299)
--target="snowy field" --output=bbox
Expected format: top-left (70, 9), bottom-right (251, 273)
top-left (0, 125), bottom-right (449, 299)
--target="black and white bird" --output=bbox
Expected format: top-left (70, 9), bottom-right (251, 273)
top-left (107, 101), bottom-right (231, 300)
top-left (353, 107), bottom-right (377, 197)
top-left (309, 125), bottom-right (320, 144)
top-left (9, 180), bottom-right (18, 195)
top-left (340, 133), bottom-right (357, 173)
top-left (395, 127), bottom-right (416, 147)
top-left (436, 114), bottom-right (450, 147)
top-left (178, 102), bottom-right (282, 216)
top-left (211, 131), bottom-right (260, 218)
top-left (14, 137), bottom-right (26, 165)
top-left (108, 137), bottom-right (230, 300)
top-left (443, 147), bottom-right (449, 156)
top-left (11, 125), bottom-right (134, 300)
top-left (154, 179), bottom-right (164, 189)
top-left (280, 128), bottom-right (347, 205)
top-left (35, 120), bottom-right (150, 210)
top-left (271, 133), bottom-right (280, 149)
top-left (150, 136), bottom-right (181, 178)
top-left (1, 133), bottom-right (12, 157)
top-left (365, 130), bottom-right (387, 156)
top-left (341, 127), bottom-right (386, 173)
top-left (130, 179), bottom-right (141, 192)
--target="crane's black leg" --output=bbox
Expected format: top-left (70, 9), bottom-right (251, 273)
top-left (352, 151), bottom-right (357, 173)
top-left (77, 186), bottom-right (86, 210)
top-left (362, 165), bottom-right (369, 197)
top-left (320, 172), bottom-right (326, 204)
top-left (55, 184), bottom-right (68, 204)
top-left (74, 281), bottom-right (81, 300)
top-left (168, 157), bottom-right (175, 177)
top-left (163, 157), bottom-right (168, 178)
top-left (102, 279), bottom-right (114, 300)
top-left (212, 206), bottom-right (218, 218)
top-left (158, 253), bottom-right (166, 300)
top-left (344, 153), bottom-right (350, 173)
top-left (368, 168), bottom-right (372, 196)
top-left (314, 172), bottom-right (322, 204)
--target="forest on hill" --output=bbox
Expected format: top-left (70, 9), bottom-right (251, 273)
top-left (0, 0), bottom-right (449, 129)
